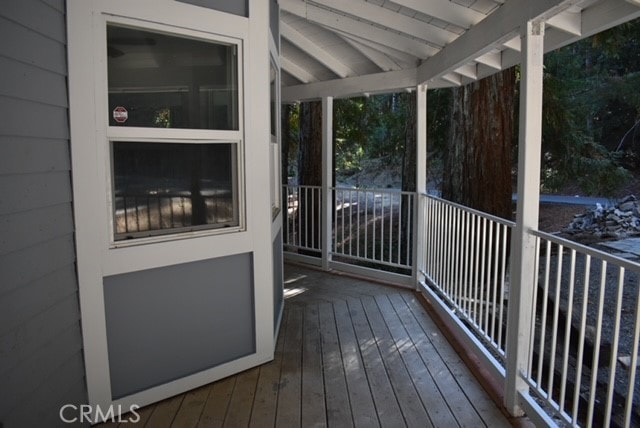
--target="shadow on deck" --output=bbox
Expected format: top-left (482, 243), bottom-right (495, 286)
top-left (103, 263), bottom-right (513, 427)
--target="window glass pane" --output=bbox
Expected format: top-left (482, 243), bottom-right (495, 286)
top-left (107, 24), bottom-right (238, 130)
top-left (112, 142), bottom-right (238, 240)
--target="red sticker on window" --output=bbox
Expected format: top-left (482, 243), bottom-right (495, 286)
top-left (113, 106), bottom-right (128, 123)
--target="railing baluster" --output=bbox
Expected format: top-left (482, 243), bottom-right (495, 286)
top-left (473, 214), bottom-right (481, 325)
top-left (559, 249), bottom-right (577, 413)
top-left (604, 267), bottom-right (625, 424)
top-left (624, 277), bottom-right (640, 427)
top-left (547, 243), bottom-right (564, 404)
top-left (527, 236), bottom-right (541, 376)
top-left (484, 225), bottom-right (505, 342)
top-left (586, 261), bottom-right (607, 427)
top-left (364, 191), bottom-right (368, 260)
top-left (572, 254), bottom-right (591, 425)
top-left (349, 189), bottom-right (353, 256)
top-left (536, 240), bottom-right (552, 389)
top-left (397, 194), bottom-right (402, 265)
top-left (357, 190), bottom-right (361, 259)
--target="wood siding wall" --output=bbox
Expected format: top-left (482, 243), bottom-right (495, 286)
top-left (0, 1), bottom-right (87, 426)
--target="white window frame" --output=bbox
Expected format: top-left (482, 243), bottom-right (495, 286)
top-left (68, 1), bottom-right (279, 417)
top-left (100, 16), bottom-right (246, 247)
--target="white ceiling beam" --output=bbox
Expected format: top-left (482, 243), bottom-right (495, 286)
top-left (333, 30), bottom-right (419, 67)
top-left (498, 0), bottom-right (640, 80)
top-left (547, 0), bottom-right (640, 49)
top-left (503, 36), bottom-right (522, 52)
top-left (417, 0), bottom-right (580, 84)
top-left (546, 10), bottom-right (582, 35)
top-left (280, 0), bottom-right (439, 59)
top-left (281, 57), bottom-right (318, 84)
top-left (454, 63), bottom-right (478, 80)
top-left (340, 36), bottom-right (402, 72)
top-left (441, 72), bottom-right (462, 86)
top-left (281, 22), bottom-right (353, 78)
top-left (475, 51), bottom-right (502, 70)
top-left (390, 0), bottom-right (486, 29)
top-left (310, 0), bottom-right (458, 47)
top-left (281, 68), bottom-right (417, 102)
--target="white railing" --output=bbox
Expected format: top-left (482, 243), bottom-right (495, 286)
top-left (333, 187), bottom-right (414, 270)
top-left (283, 185), bottom-right (322, 254)
top-left (284, 186), bottom-right (640, 426)
top-left (522, 230), bottom-right (640, 427)
top-left (419, 194), bottom-right (514, 364)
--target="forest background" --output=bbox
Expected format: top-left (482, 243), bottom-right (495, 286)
top-left (282, 18), bottom-right (640, 226)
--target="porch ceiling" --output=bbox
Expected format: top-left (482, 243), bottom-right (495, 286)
top-left (279, 0), bottom-right (640, 102)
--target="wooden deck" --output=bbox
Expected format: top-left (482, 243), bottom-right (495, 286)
top-left (104, 264), bottom-right (512, 427)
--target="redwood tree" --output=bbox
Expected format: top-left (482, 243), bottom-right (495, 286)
top-left (443, 67), bottom-right (516, 220)
top-left (297, 100), bottom-right (323, 251)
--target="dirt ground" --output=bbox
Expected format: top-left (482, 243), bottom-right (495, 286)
top-left (537, 203), bottom-right (585, 234)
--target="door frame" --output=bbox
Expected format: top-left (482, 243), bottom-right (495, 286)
top-left (67, 0), bottom-right (275, 418)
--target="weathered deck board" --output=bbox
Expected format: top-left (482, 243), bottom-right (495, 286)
top-left (318, 301), bottom-right (354, 427)
top-left (249, 317), bottom-right (286, 428)
top-left (347, 297), bottom-right (405, 427)
top-left (300, 304), bottom-right (327, 428)
top-left (197, 375), bottom-right (235, 427)
top-left (101, 264), bottom-right (510, 427)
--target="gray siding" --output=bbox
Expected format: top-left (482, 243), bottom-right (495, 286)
top-left (176, 0), bottom-right (248, 17)
top-left (0, 1), bottom-right (87, 427)
top-left (270, 0), bottom-right (279, 48)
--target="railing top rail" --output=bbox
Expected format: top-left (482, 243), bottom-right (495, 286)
top-left (422, 193), bottom-right (516, 228)
top-left (332, 186), bottom-right (416, 196)
top-left (283, 184), bottom-right (322, 190)
top-left (532, 228), bottom-right (640, 272)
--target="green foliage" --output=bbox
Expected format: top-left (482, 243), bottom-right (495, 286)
top-left (333, 93), bottom-right (416, 178)
top-left (284, 103), bottom-right (300, 177)
top-left (539, 18), bottom-right (640, 196)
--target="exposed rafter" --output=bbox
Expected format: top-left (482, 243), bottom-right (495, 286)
top-left (546, 9), bottom-right (582, 35)
top-left (278, 0), bottom-right (640, 99)
top-left (390, 0), bottom-right (486, 29)
top-left (332, 30), bottom-right (419, 68)
top-left (281, 21), bottom-right (353, 78)
top-left (280, 0), bottom-right (439, 59)
top-left (454, 63), bottom-right (478, 80)
top-left (417, 0), bottom-right (582, 84)
top-left (281, 68), bottom-right (417, 102)
top-left (309, 0), bottom-right (458, 48)
top-left (281, 57), bottom-right (318, 84)
top-left (475, 51), bottom-right (502, 70)
top-left (340, 36), bottom-right (402, 72)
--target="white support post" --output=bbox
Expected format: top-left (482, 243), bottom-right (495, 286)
top-left (505, 20), bottom-right (545, 415)
top-left (322, 96), bottom-right (334, 271)
top-left (413, 84), bottom-right (428, 289)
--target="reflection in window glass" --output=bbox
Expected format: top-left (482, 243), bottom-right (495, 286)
top-left (112, 142), bottom-right (238, 240)
top-left (107, 24), bottom-right (238, 130)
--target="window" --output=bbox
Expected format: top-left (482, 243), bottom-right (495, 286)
top-left (107, 25), bottom-right (238, 130)
top-left (106, 22), bottom-right (243, 242)
top-left (112, 142), bottom-right (238, 240)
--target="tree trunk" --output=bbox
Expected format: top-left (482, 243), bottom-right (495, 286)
top-left (298, 100), bottom-right (323, 252)
top-left (443, 67), bottom-right (516, 220)
top-left (443, 68), bottom-right (515, 312)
